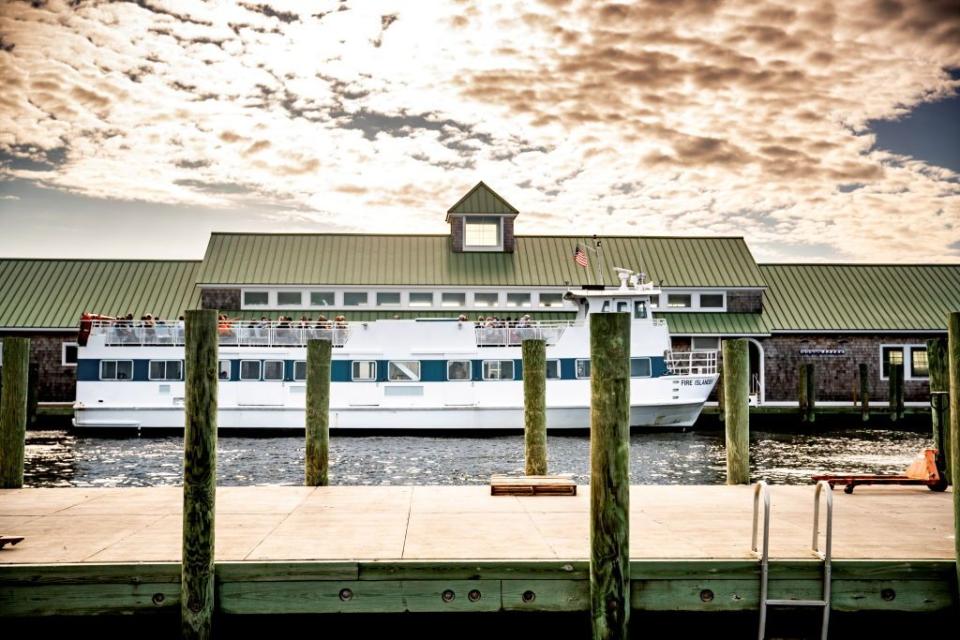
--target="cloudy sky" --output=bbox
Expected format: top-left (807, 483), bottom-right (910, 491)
top-left (1, 0), bottom-right (958, 262)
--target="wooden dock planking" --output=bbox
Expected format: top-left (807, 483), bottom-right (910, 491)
top-left (490, 475), bottom-right (577, 496)
top-left (0, 485), bottom-right (955, 616)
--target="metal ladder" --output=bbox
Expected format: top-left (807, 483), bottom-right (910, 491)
top-left (751, 480), bottom-right (833, 640)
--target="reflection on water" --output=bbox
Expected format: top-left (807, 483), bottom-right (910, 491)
top-left (23, 427), bottom-right (933, 488)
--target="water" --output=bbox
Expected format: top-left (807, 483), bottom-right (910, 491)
top-left (23, 427), bottom-right (932, 488)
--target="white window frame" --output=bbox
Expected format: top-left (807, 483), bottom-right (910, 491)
top-left (666, 293), bottom-right (692, 309)
top-left (692, 337), bottom-right (720, 351)
top-left (697, 292), bottom-right (726, 310)
top-left (293, 360), bottom-right (307, 381)
top-left (309, 291), bottom-right (336, 307)
top-left (879, 344), bottom-right (928, 381)
top-left (473, 292), bottom-right (500, 308)
top-left (388, 360), bottom-right (421, 382)
top-left (575, 358), bottom-right (591, 379)
top-left (538, 292), bottom-right (565, 309)
top-left (351, 360), bottom-right (377, 382)
top-left (343, 291), bottom-right (369, 307)
top-left (506, 292), bottom-right (532, 308)
top-left (62, 341), bottom-right (79, 367)
top-left (263, 360), bottom-right (285, 381)
top-left (239, 360), bottom-right (262, 381)
top-left (148, 360), bottom-right (183, 381)
top-left (446, 360), bottom-right (472, 381)
top-left (242, 290), bottom-right (270, 308)
top-left (482, 359), bottom-right (514, 381)
top-left (218, 359), bottom-right (232, 381)
top-left (441, 292), bottom-right (466, 308)
top-left (376, 292), bottom-right (401, 306)
top-left (100, 360), bottom-right (134, 381)
top-left (276, 290), bottom-right (304, 307)
top-left (630, 357), bottom-right (652, 378)
top-left (462, 216), bottom-right (504, 251)
top-left (545, 359), bottom-right (561, 380)
top-left (408, 292), bottom-right (434, 307)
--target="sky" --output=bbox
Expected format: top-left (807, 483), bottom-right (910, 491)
top-left (0, 0), bottom-right (958, 263)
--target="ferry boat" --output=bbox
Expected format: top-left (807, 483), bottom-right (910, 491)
top-left (73, 269), bottom-right (718, 430)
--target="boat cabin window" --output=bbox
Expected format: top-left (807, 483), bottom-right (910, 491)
top-left (441, 292), bottom-right (466, 307)
top-left (310, 291), bottom-right (335, 306)
top-left (376, 292), bottom-right (401, 306)
top-left (240, 360), bottom-right (261, 381)
top-left (575, 359), bottom-right (591, 379)
top-left (447, 360), bottom-right (472, 381)
top-left (293, 361), bottom-right (307, 381)
top-left (149, 360), bottom-right (183, 381)
top-left (277, 291), bottom-right (302, 306)
top-left (263, 360), bottom-right (284, 381)
top-left (344, 292), bottom-right (369, 306)
top-left (474, 293), bottom-right (499, 307)
top-left (100, 360), bottom-right (133, 381)
top-left (616, 301), bottom-right (629, 313)
top-left (546, 359), bottom-right (560, 380)
top-left (631, 358), bottom-right (651, 378)
top-left (634, 301), bottom-right (647, 319)
top-left (649, 295), bottom-right (659, 308)
top-left (482, 360), bottom-right (514, 380)
top-left (409, 292), bottom-right (434, 307)
top-left (667, 294), bottom-right (691, 308)
top-left (601, 301), bottom-right (609, 312)
top-left (244, 291), bottom-right (269, 306)
top-left (218, 360), bottom-right (231, 380)
top-left (539, 293), bottom-right (564, 308)
top-left (388, 360), bottom-right (421, 382)
top-left (506, 293), bottom-right (531, 308)
top-left (692, 337), bottom-right (719, 351)
top-left (352, 360), bottom-right (377, 381)
top-left (700, 294), bottom-right (724, 309)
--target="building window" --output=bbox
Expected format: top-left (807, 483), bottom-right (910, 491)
top-left (218, 360), bottom-right (231, 380)
top-left (310, 291), bottom-right (334, 306)
top-left (447, 360), bottom-right (472, 381)
top-left (483, 359), bottom-right (514, 380)
top-left (631, 358), bottom-right (652, 378)
top-left (388, 360), bottom-right (420, 382)
top-left (539, 293), bottom-right (564, 308)
top-left (546, 359), bottom-right (560, 379)
top-left (692, 337), bottom-right (720, 351)
top-left (506, 293), bottom-right (531, 308)
top-left (880, 346), bottom-right (904, 379)
top-left (244, 291), bottom-right (269, 306)
top-left (911, 347), bottom-right (928, 378)
top-left (352, 360), bottom-right (377, 381)
top-left (62, 342), bottom-right (79, 367)
top-left (633, 301), bottom-right (647, 319)
top-left (240, 360), bottom-right (262, 381)
top-left (344, 292), bottom-right (368, 306)
top-left (263, 360), bottom-right (284, 381)
top-left (649, 295), bottom-right (659, 308)
top-left (441, 292), bottom-right (466, 307)
top-left (667, 294), bottom-right (691, 308)
top-left (100, 360), bottom-right (134, 380)
top-left (575, 359), bottom-right (591, 379)
top-left (409, 292), bottom-right (434, 307)
top-left (293, 361), bottom-right (307, 381)
top-left (277, 291), bottom-right (302, 306)
top-left (464, 216), bottom-right (502, 248)
top-left (474, 292), bottom-right (499, 307)
top-left (149, 360), bottom-right (183, 381)
top-left (700, 294), bottom-right (724, 309)
top-left (376, 292), bottom-right (401, 306)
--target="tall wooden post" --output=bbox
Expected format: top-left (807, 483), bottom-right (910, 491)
top-left (805, 363), bottom-right (816, 424)
top-left (0, 338), bottom-right (29, 489)
top-left (798, 363), bottom-right (809, 422)
top-left (947, 312), bottom-right (960, 591)
top-left (306, 339), bottom-right (332, 486)
top-left (716, 362), bottom-right (724, 423)
top-left (182, 310), bottom-right (218, 640)
top-left (859, 363), bottom-right (870, 423)
top-left (589, 313), bottom-right (630, 640)
top-left (928, 338), bottom-right (949, 481)
top-left (522, 339), bottom-right (547, 476)
top-left (889, 363), bottom-right (904, 423)
top-left (723, 339), bottom-right (750, 485)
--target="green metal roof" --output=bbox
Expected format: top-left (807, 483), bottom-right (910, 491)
top-left (655, 312), bottom-right (771, 336)
top-left (0, 259), bottom-right (201, 329)
top-left (197, 233), bottom-right (766, 288)
top-left (447, 181), bottom-right (518, 215)
top-left (760, 264), bottom-right (960, 332)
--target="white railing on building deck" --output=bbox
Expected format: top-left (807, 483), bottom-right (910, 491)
top-left (89, 320), bottom-right (351, 348)
top-left (664, 350), bottom-right (718, 376)
top-left (474, 321), bottom-right (574, 347)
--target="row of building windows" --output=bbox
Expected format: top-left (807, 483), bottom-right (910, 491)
top-left (881, 345), bottom-right (928, 380)
top-left (96, 358), bottom-right (655, 382)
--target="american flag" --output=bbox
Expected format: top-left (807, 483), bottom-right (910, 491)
top-left (574, 244), bottom-right (589, 267)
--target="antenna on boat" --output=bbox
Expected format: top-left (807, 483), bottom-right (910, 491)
top-left (592, 235), bottom-right (604, 286)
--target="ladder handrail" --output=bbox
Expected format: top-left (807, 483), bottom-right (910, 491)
top-left (812, 480), bottom-right (833, 640)
top-left (751, 481), bottom-right (770, 640)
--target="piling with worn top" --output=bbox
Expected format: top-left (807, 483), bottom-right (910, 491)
top-left (805, 363), bottom-right (816, 424)
top-left (889, 363), bottom-right (904, 422)
top-left (522, 339), bottom-right (547, 476)
top-left (798, 363), bottom-right (809, 422)
top-left (948, 312), bottom-right (960, 590)
top-left (182, 310), bottom-right (218, 640)
top-left (723, 339), bottom-right (750, 485)
top-left (716, 362), bottom-right (724, 423)
top-left (859, 363), bottom-right (870, 423)
top-left (589, 313), bottom-right (631, 640)
top-left (306, 339), bottom-right (332, 486)
top-left (0, 337), bottom-right (29, 489)
top-left (927, 338), bottom-right (949, 481)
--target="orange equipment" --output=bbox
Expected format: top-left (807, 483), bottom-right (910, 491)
top-left (812, 448), bottom-right (947, 494)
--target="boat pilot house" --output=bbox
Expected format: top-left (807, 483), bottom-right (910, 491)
top-left (1, 181), bottom-right (958, 425)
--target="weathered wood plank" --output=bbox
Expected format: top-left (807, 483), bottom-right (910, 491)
top-left (357, 561), bottom-right (588, 581)
top-left (0, 582), bottom-right (180, 617)
top-left (0, 337), bottom-right (29, 489)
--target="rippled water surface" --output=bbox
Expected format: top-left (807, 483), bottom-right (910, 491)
top-left (23, 427), bottom-right (931, 487)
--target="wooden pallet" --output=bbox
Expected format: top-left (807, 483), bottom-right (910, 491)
top-left (490, 475), bottom-right (577, 496)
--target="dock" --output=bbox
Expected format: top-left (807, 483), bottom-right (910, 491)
top-left (1, 485), bottom-right (954, 617)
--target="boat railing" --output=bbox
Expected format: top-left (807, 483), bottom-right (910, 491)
top-left (474, 321), bottom-right (574, 347)
top-left (89, 320), bottom-right (351, 348)
top-left (664, 349), bottom-right (718, 376)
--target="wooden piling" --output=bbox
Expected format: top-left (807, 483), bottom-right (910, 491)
top-left (859, 363), bottom-right (870, 424)
top-left (948, 312), bottom-right (960, 591)
top-left (0, 337), bottom-right (29, 489)
top-left (927, 338), bottom-right (949, 481)
top-left (889, 363), bottom-right (904, 423)
top-left (589, 313), bottom-right (630, 640)
top-left (306, 339), bottom-right (332, 486)
top-left (522, 339), bottom-right (547, 476)
top-left (182, 309), bottom-right (218, 640)
top-left (723, 339), bottom-right (750, 485)
top-left (805, 363), bottom-right (816, 424)
top-left (798, 363), bottom-right (809, 422)
top-left (716, 362), bottom-right (724, 423)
